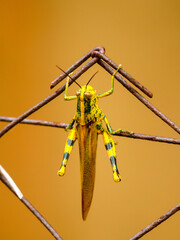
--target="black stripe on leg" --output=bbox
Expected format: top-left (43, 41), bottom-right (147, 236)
top-left (67, 139), bottom-right (75, 146)
top-left (110, 156), bottom-right (116, 165)
top-left (105, 142), bottom-right (113, 150)
top-left (63, 152), bottom-right (70, 160)
top-left (110, 156), bottom-right (119, 174)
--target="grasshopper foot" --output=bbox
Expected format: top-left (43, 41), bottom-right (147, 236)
top-left (112, 129), bottom-right (133, 135)
top-left (125, 130), bottom-right (133, 134)
top-left (111, 128), bottom-right (123, 134)
top-left (113, 171), bottom-right (122, 182)
top-left (65, 126), bottom-right (69, 132)
top-left (57, 166), bottom-right (66, 176)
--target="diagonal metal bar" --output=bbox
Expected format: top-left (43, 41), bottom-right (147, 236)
top-left (0, 165), bottom-right (63, 240)
top-left (129, 203), bottom-right (180, 240)
top-left (50, 46), bottom-right (105, 89)
top-left (92, 51), bottom-right (153, 98)
top-left (98, 59), bottom-right (180, 135)
top-left (1, 46), bottom-right (179, 239)
top-left (0, 116), bottom-right (180, 145)
top-left (0, 56), bottom-right (99, 138)
top-left (0, 46), bottom-right (179, 138)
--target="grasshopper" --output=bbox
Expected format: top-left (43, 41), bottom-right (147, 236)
top-left (57, 65), bottom-right (130, 220)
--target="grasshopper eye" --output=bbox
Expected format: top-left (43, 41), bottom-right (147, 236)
top-left (84, 92), bottom-right (92, 98)
top-left (76, 91), bottom-right (81, 96)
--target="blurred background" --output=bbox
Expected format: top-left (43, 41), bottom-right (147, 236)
top-left (0, 0), bottom-right (180, 239)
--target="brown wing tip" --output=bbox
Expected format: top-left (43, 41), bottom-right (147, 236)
top-left (82, 207), bottom-right (89, 221)
top-left (82, 195), bottom-right (92, 220)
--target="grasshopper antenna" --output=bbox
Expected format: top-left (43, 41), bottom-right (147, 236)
top-left (56, 65), bottom-right (81, 88)
top-left (86, 71), bottom-right (98, 86)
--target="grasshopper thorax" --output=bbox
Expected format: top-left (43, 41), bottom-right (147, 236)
top-left (76, 85), bottom-right (98, 125)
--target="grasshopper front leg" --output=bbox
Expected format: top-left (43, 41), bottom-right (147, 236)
top-left (103, 115), bottom-right (133, 135)
top-left (57, 126), bottom-right (77, 176)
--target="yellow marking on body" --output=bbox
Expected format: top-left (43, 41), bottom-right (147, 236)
top-left (65, 145), bottom-right (73, 153)
top-left (107, 151), bottom-right (113, 159)
top-left (106, 143), bottom-right (116, 159)
top-left (69, 129), bottom-right (76, 140)
top-left (80, 91), bottom-right (85, 125)
top-left (112, 165), bottom-right (116, 171)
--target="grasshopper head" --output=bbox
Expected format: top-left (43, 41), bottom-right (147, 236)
top-left (76, 71), bottom-right (98, 101)
top-left (76, 85), bottom-right (96, 100)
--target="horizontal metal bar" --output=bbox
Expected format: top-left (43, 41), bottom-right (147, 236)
top-left (1, 116), bottom-right (179, 145)
top-left (0, 116), bottom-right (68, 128)
top-left (114, 130), bottom-right (180, 145)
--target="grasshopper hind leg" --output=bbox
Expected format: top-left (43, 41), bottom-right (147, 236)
top-left (57, 127), bottom-right (77, 176)
top-left (102, 130), bottom-right (121, 182)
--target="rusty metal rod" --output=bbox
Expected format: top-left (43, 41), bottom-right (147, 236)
top-left (50, 46), bottom-right (105, 89)
top-left (129, 203), bottom-right (180, 240)
top-left (1, 46), bottom-right (179, 137)
top-left (0, 116), bottom-right (68, 129)
top-left (114, 131), bottom-right (180, 145)
top-left (21, 197), bottom-right (63, 240)
top-left (0, 166), bottom-right (63, 240)
top-left (92, 51), bottom-right (153, 98)
top-left (0, 57), bottom-right (99, 138)
top-left (98, 59), bottom-right (180, 135)
top-left (0, 116), bottom-right (179, 145)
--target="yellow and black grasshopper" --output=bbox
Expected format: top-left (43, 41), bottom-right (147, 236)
top-left (57, 65), bottom-right (130, 220)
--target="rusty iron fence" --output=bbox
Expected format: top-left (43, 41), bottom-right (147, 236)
top-left (0, 47), bottom-right (180, 239)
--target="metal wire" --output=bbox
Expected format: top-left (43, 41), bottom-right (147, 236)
top-left (0, 46), bottom-right (180, 239)
top-left (0, 166), bottom-right (63, 240)
top-left (0, 48), bottom-right (101, 138)
top-left (0, 46), bottom-right (179, 138)
top-left (129, 203), bottom-right (180, 240)
top-left (0, 116), bottom-right (179, 145)
top-left (92, 51), bottom-right (153, 98)
top-left (98, 59), bottom-right (180, 134)
top-left (50, 46), bottom-right (105, 88)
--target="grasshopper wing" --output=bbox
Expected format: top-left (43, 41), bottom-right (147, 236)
top-left (77, 122), bottom-right (98, 220)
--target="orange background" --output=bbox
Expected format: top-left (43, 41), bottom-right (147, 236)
top-left (1, 1), bottom-right (180, 239)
